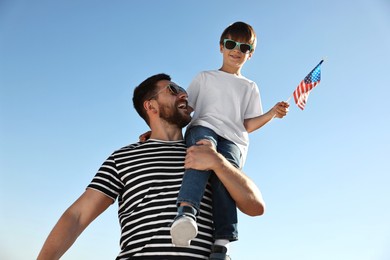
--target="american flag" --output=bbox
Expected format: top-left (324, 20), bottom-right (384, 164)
top-left (293, 60), bottom-right (323, 110)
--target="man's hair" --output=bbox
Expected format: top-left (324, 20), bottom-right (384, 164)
top-left (133, 73), bottom-right (171, 125)
top-left (219, 21), bottom-right (257, 52)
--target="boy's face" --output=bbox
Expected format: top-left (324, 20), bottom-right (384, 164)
top-left (220, 38), bottom-right (254, 69)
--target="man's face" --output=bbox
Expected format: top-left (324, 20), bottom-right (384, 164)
top-left (155, 80), bottom-right (191, 128)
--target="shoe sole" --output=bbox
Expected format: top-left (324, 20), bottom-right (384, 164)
top-left (170, 217), bottom-right (198, 247)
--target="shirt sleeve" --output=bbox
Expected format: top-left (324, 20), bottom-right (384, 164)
top-left (87, 154), bottom-right (123, 202)
top-left (187, 73), bottom-right (202, 110)
top-left (244, 82), bottom-right (263, 119)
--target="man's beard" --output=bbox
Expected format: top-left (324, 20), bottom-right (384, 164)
top-left (159, 103), bottom-right (191, 129)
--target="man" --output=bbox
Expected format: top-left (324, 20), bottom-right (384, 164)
top-left (37, 73), bottom-right (265, 260)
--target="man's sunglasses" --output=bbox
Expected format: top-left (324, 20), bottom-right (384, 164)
top-left (223, 39), bottom-right (253, 54)
top-left (149, 83), bottom-right (187, 100)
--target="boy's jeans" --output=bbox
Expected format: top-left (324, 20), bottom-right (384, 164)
top-left (177, 125), bottom-right (240, 241)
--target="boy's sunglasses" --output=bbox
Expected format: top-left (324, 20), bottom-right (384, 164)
top-left (149, 83), bottom-right (187, 100)
top-left (223, 39), bottom-right (253, 54)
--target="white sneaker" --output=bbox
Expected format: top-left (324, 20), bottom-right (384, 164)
top-left (170, 215), bottom-right (198, 247)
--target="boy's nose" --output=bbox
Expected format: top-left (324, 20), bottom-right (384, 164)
top-left (232, 46), bottom-right (241, 52)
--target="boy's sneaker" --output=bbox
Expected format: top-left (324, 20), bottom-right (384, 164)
top-left (170, 206), bottom-right (198, 247)
top-left (209, 245), bottom-right (231, 260)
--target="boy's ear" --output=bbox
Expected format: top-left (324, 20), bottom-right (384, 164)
top-left (247, 51), bottom-right (254, 60)
top-left (220, 44), bottom-right (224, 53)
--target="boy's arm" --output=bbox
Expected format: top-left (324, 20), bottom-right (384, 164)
top-left (244, 101), bottom-right (289, 133)
top-left (184, 140), bottom-right (265, 216)
top-left (37, 189), bottom-right (113, 260)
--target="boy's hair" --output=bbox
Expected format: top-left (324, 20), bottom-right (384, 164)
top-left (219, 21), bottom-right (257, 52)
top-left (133, 73), bottom-right (171, 125)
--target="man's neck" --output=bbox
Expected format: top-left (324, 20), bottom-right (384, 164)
top-left (149, 132), bottom-right (183, 141)
top-left (149, 123), bottom-right (184, 141)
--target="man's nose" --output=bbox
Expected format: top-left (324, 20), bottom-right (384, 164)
top-left (177, 91), bottom-right (188, 100)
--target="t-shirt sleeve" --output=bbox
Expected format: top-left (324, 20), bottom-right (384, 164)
top-left (244, 82), bottom-right (263, 119)
top-left (87, 154), bottom-right (123, 202)
top-left (187, 73), bottom-right (202, 110)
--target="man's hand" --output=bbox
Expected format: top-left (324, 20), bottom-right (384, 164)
top-left (184, 139), bottom-right (221, 171)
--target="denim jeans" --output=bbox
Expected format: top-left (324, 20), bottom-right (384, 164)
top-left (177, 125), bottom-right (240, 241)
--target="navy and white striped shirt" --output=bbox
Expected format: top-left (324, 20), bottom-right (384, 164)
top-left (88, 139), bottom-right (213, 259)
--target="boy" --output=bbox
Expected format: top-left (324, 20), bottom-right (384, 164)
top-left (170, 21), bottom-right (289, 258)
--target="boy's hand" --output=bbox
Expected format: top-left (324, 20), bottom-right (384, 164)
top-left (272, 101), bottom-right (289, 118)
top-left (139, 131), bottom-right (152, 142)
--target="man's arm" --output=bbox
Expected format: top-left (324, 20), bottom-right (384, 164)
top-left (37, 189), bottom-right (113, 260)
top-left (244, 101), bottom-right (289, 133)
top-left (184, 140), bottom-right (265, 216)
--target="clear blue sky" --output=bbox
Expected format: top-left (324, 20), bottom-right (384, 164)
top-left (1, 0), bottom-right (389, 259)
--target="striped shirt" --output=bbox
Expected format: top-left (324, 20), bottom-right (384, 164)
top-left (88, 139), bottom-right (214, 259)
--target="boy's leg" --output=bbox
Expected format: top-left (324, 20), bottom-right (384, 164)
top-left (177, 125), bottom-right (218, 209)
top-left (171, 125), bottom-right (218, 247)
top-left (211, 137), bottom-right (241, 244)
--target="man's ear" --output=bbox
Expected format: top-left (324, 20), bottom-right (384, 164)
top-left (143, 100), bottom-right (157, 114)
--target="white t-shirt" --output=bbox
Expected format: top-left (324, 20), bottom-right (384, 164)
top-left (187, 70), bottom-right (263, 165)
